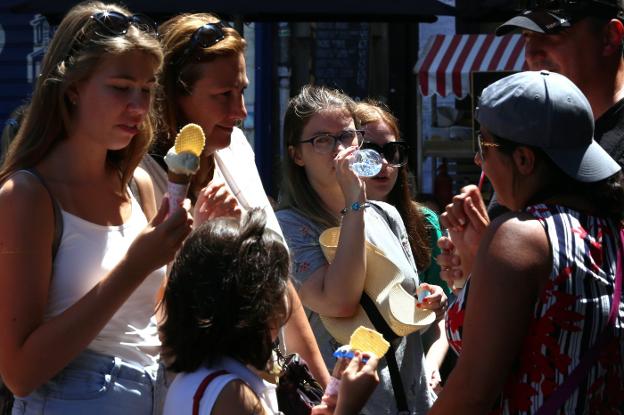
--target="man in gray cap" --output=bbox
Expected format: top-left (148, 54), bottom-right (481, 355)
top-left (498, 0), bottom-right (624, 165)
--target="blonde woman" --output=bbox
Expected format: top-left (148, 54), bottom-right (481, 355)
top-left (0, 2), bottom-right (192, 414)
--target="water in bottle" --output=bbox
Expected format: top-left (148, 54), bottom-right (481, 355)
top-left (349, 149), bottom-right (383, 177)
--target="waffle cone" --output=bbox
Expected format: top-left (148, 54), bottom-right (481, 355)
top-left (174, 123), bottom-right (206, 156)
top-left (350, 326), bottom-right (389, 358)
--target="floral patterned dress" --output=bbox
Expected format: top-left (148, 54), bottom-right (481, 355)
top-left (445, 204), bottom-right (624, 414)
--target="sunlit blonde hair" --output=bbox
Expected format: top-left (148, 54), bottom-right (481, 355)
top-left (155, 13), bottom-right (246, 147)
top-left (0, 1), bottom-right (163, 188)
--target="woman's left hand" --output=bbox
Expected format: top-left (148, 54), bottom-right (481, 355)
top-left (416, 283), bottom-right (448, 321)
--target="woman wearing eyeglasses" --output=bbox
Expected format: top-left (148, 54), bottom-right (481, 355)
top-left (353, 101), bottom-right (449, 395)
top-left (276, 85), bottom-right (446, 415)
top-left (0, 2), bottom-right (193, 414)
top-left (142, 10), bottom-right (331, 393)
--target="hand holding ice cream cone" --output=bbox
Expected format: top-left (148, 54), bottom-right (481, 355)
top-left (164, 123), bottom-right (206, 212)
top-left (328, 326), bottom-right (387, 397)
top-left (317, 328), bottom-right (382, 415)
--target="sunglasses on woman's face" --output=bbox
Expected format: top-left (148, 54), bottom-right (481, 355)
top-left (172, 22), bottom-right (227, 66)
top-left (90, 11), bottom-right (158, 37)
top-left (360, 141), bottom-right (409, 167)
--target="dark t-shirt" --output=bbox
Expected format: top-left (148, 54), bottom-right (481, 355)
top-left (595, 96), bottom-right (624, 167)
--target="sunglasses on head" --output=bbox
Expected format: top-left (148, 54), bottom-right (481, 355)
top-left (360, 141), bottom-right (409, 167)
top-left (66, 11), bottom-right (158, 64)
top-left (90, 11), bottom-right (158, 37)
top-left (172, 22), bottom-right (228, 67)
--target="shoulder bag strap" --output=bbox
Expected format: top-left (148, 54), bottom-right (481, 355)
top-left (368, 201), bottom-right (416, 270)
top-left (192, 370), bottom-right (230, 415)
top-left (128, 176), bottom-right (143, 212)
top-left (362, 202), bottom-right (410, 413)
top-left (18, 169), bottom-right (63, 259)
top-left (535, 227), bottom-right (623, 415)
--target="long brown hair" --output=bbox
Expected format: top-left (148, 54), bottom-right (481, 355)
top-left (279, 85), bottom-right (357, 229)
top-left (0, 1), bottom-right (163, 188)
top-left (353, 100), bottom-right (432, 270)
top-left (154, 13), bottom-right (246, 154)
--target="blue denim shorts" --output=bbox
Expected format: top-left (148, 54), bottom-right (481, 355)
top-left (12, 349), bottom-right (167, 415)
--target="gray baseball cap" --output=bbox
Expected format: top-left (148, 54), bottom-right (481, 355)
top-left (475, 70), bottom-right (621, 182)
top-left (496, 0), bottom-right (624, 35)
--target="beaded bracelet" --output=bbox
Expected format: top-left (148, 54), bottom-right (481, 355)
top-left (340, 201), bottom-right (370, 216)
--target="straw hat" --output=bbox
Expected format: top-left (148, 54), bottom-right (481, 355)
top-left (318, 227), bottom-right (435, 345)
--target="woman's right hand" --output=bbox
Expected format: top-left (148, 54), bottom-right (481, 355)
top-left (193, 179), bottom-right (241, 226)
top-left (126, 195), bottom-right (193, 275)
top-left (311, 353), bottom-right (379, 415)
top-left (334, 353), bottom-right (379, 415)
top-left (334, 146), bottom-right (365, 205)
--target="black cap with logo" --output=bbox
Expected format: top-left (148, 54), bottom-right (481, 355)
top-left (496, 0), bottom-right (624, 35)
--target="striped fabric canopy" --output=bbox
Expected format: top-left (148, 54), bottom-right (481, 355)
top-left (415, 34), bottom-right (527, 98)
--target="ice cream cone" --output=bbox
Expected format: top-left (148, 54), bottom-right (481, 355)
top-left (167, 172), bottom-right (191, 212)
top-left (167, 171), bottom-right (191, 185)
top-left (164, 123), bottom-right (206, 212)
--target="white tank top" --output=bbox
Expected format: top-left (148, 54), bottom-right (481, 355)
top-left (163, 357), bottom-right (280, 415)
top-left (43, 192), bottom-right (165, 367)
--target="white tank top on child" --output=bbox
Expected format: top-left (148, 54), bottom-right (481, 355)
top-left (163, 356), bottom-right (280, 415)
top-left (43, 192), bottom-right (165, 367)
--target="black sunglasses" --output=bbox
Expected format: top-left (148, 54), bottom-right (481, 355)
top-left (66, 11), bottom-right (158, 64)
top-left (360, 141), bottom-right (409, 167)
top-left (172, 22), bottom-right (228, 67)
top-left (91, 11), bottom-right (158, 37)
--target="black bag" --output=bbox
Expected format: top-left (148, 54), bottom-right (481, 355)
top-left (276, 352), bottom-right (324, 415)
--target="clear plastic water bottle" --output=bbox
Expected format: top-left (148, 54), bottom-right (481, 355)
top-left (349, 149), bottom-right (383, 177)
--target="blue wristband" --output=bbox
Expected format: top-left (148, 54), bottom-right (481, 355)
top-left (340, 201), bottom-right (370, 216)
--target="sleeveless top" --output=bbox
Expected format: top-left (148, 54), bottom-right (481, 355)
top-left (39, 177), bottom-right (165, 367)
top-left (162, 356), bottom-right (280, 415)
top-left (446, 204), bottom-right (624, 414)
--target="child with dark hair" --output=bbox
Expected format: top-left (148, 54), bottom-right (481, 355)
top-left (160, 208), bottom-right (379, 415)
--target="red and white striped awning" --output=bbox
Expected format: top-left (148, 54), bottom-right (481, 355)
top-left (415, 34), bottom-right (527, 98)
